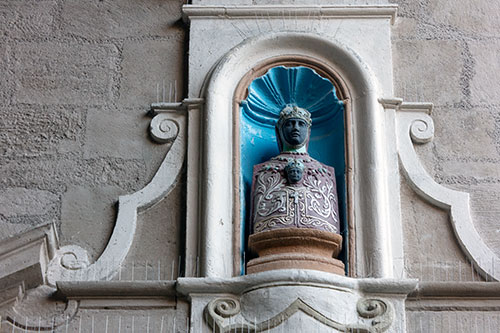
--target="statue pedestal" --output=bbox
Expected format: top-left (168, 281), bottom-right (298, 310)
top-left (247, 228), bottom-right (345, 275)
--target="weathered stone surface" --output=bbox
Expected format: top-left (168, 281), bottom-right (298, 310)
top-left (61, 0), bottom-right (183, 39)
top-left (407, 310), bottom-right (499, 332)
top-left (447, 183), bottom-right (500, 256)
top-left (469, 40), bottom-right (500, 106)
top-left (391, 17), bottom-right (418, 40)
top-left (429, 0), bottom-right (500, 37)
top-left (0, 105), bottom-right (85, 158)
top-left (0, 187), bottom-right (58, 218)
top-left (0, 41), bottom-right (11, 104)
top-left (12, 42), bottom-right (119, 105)
top-left (389, 0), bottom-right (427, 19)
top-left (60, 185), bottom-right (124, 260)
top-left (0, 220), bottom-right (34, 241)
top-left (0, 157), bottom-right (146, 192)
top-left (124, 183), bottom-right (183, 280)
top-left (400, 180), bottom-right (480, 282)
top-left (393, 40), bottom-right (463, 105)
top-left (432, 107), bottom-right (498, 159)
top-left (84, 107), bottom-right (144, 159)
top-left (119, 37), bottom-right (184, 107)
top-left (0, 1), bottom-right (56, 39)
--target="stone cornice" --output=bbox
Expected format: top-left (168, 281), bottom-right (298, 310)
top-left (408, 281), bottom-right (500, 299)
top-left (182, 5), bottom-right (398, 24)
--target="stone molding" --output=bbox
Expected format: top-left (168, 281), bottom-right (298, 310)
top-left (381, 98), bottom-right (500, 282)
top-left (44, 100), bottom-right (198, 285)
top-left (52, 270), bottom-right (413, 332)
top-left (182, 5), bottom-right (398, 24)
top-left (408, 281), bottom-right (500, 299)
top-left (204, 296), bottom-right (393, 333)
top-left (0, 223), bottom-right (57, 293)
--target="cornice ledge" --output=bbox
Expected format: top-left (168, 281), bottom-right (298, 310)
top-left (176, 269), bottom-right (417, 296)
top-left (182, 4), bottom-right (398, 24)
top-left (56, 280), bottom-right (176, 298)
top-left (408, 281), bottom-right (500, 299)
top-left (0, 223), bottom-right (58, 291)
top-left (379, 97), bottom-right (433, 114)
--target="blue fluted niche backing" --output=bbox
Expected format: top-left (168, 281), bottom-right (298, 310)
top-left (240, 66), bottom-right (346, 273)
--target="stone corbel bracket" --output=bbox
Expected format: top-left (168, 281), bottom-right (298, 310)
top-left (204, 296), bottom-right (393, 333)
top-left (381, 98), bottom-right (500, 281)
top-left (45, 99), bottom-right (200, 286)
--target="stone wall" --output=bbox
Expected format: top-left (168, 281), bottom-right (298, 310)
top-left (0, 0), bottom-right (186, 263)
top-left (1, 0), bottom-right (498, 284)
top-left (392, 0), bottom-right (500, 281)
top-left (1, 1), bottom-right (500, 331)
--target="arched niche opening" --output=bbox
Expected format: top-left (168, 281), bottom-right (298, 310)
top-left (200, 33), bottom-right (393, 279)
top-left (232, 59), bottom-right (355, 276)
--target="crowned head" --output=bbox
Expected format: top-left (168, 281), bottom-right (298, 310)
top-left (284, 159), bottom-right (305, 184)
top-left (276, 105), bottom-right (312, 152)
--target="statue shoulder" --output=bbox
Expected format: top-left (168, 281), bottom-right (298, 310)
top-left (253, 158), bottom-right (283, 174)
top-left (304, 158), bottom-right (336, 177)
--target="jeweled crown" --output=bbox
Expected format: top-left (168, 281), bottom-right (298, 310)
top-left (277, 105), bottom-right (312, 129)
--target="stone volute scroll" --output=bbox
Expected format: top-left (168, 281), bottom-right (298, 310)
top-left (247, 104), bottom-right (345, 275)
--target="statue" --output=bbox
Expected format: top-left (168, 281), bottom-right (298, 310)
top-left (247, 105), bottom-right (344, 275)
top-left (250, 105), bottom-right (340, 235)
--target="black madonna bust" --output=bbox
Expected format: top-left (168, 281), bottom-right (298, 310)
top-left (247, 105), bottom-right (345, 275)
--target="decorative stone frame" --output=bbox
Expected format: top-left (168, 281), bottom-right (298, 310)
top-left (36, 4), bottom-right (500, 289)
top-left (231, 57), bottom-right (354, 275)
top-left (199, 32), bottom-right (400, 279)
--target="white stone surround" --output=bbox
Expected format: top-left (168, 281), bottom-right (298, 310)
top-left (185, 5), bottom-right (402, 279)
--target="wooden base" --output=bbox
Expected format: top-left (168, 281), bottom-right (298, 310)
top-left (247, 228), bottom-right (345, 275)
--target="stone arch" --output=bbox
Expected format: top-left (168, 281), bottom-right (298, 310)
top-left (199, 32), bottom-right (394, 279)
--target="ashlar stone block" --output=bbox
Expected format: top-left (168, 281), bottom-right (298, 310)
top-left (469, 40), bottom-right (500, 106)
top-left (393, 40), bottom-right (462, 106)
top-left (0, 157), bottom-right (146, 192)
top-left (429, 0), bottom-right (500, 37)
top-left (0, 1), bottom-right (56, 39)
top-left (60, 185), bottom-right (125, 261)
top-left (119, 38), bottom-right (184, 107)
top-left (84, 107), bottom-right (144, 159)
top-left (12, 42), bottom-right (119, 106)
top-left (0, 187), bottom-right (59, 218)
top-left (61, 0), bottom-right (183, 39)
top-left (0, 105), bottom-right (85, 158)
top-left (432, 107), bottom-right (498, 159)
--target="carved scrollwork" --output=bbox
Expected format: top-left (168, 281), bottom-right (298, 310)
top-left (205, 297), bottom-right (393, 333)
top-left (409, 114), bottom-right (434, 144)
top-left (392, 101), bottom-right (500, 281)
top-left (150, 115), bottom-right (179, 143)
top-left (45, 102), bottom-right (192, 285)
top-left (204, 297), bottom-right (244, 333)
top-left (355, 298), bottom-right (393, 332)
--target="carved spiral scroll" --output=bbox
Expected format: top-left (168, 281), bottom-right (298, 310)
top-left (204, 297), bottom-right (242, 333)
top-left (150, 115), bottom-right (179, 143)
top-left (204, 297), bottom-right (394, 333)
top-left (355, 298), bottom-right (393, 332)
top-left (212, 297), bottom-right (241, 318)
top-left (409, 114), bottom-right (434, 144)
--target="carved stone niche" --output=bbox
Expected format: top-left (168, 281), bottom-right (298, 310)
top-left (196, 31), bottom-right (402, 279)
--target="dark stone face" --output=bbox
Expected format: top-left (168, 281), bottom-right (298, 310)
top-left (282, 118), bottom-right (309, 146)
top-left (286, 166), bottom-right (303, 184)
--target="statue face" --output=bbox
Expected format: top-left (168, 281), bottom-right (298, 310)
top-left (286, 166), bottom-right (303, 184)
top-left (282, 118), bottom-right (309, 146)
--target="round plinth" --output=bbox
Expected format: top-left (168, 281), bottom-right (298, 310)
top-left (247, 228), bottom-right (345, 275)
